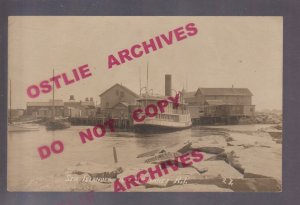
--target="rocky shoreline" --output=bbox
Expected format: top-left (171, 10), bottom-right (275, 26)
top-left (26, 124), bottom-right (282, 192)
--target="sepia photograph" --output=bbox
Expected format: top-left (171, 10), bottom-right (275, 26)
top-left (7, 16), bottom-right (282, 192)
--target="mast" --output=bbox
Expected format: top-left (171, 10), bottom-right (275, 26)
top-left (146, 62), bottom-right (149, 95)
top-left (139, 67), bottom-right (141, 96)
top-left (186, 77), bottom-right (188, 92)
top-left (52, 69), bottom-right (55, 120)
top-left (9, 79), bottom-right (12, 124)
top-left (145, 62), bottom-right (149, 106)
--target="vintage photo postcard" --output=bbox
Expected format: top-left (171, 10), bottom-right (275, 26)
top-left (7, 16), bottom-right (282, 192)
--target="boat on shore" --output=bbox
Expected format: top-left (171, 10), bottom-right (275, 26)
top-left (133, 94), bottom-right (192, 133)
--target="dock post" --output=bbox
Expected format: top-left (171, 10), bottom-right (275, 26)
top-left (113, 146), bottom-right (118, 163)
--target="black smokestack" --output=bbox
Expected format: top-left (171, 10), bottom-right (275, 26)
top-left (165, 74), bottom-right (172, 96)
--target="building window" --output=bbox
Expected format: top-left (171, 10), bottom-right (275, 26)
top-left (106, 102), bottom-right (109, 107)
top-left (120, 91), bottom-right (124, 97)
top-left (116, 90), bottom-right (119, 96)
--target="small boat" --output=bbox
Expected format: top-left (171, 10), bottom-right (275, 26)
top-left (8, 80), bottom-right (40, 132)
top-left (45, 69), bottom-right (71, 131)
top-left (8, 123), bottom-right (40, 132)
top-left (45, 118), bottom-right (71, 130)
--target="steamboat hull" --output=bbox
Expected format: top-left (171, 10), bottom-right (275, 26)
top-left (46, 121), bottom-right (71, 130)
top-left (134, 124), bottom-right (192, 133)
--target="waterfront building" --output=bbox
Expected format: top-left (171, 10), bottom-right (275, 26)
top-left (26, 95), bottom-right (97, 119)
top-left (110, 102), bottom-right (130, 119)
top-left (183, 87), bottom-right (255, 122)
top-left (64, 96), bottom-right (96, 118)
top-left (99, 83), bottom-right (139, 110)
top-left (8, 109), bottom-right (25, 121)
top-left (26, 100), bottom-right (65, 118)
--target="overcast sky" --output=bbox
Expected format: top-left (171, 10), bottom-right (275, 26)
top-left (8, 16), bottom-right (282, 110)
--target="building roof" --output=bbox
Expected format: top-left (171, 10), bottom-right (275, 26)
top-left (205, 100), bottom-right (225, 106)
top-left (99, 83), bottom-right (139, 98)
top-left (112, 102), bottom-right (129, 108)
top-left (81, 101), bottom-right (95, 107)
top-left (64, 101), bottom-right (81, 107)
top-left (137, 94), bottom-right (165, 101)
top-left (27, 100), bottom-right (64, 107)
top-left (183, 91), bottom-right (196, 98)
top-left (197, 88), bottom-right (253, 96)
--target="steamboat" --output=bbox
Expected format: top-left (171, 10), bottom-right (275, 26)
top-left (133, 74), bottom-right (192, 133)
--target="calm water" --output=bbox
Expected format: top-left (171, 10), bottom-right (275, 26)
top-left (7, 124), bottom-right (272, 190)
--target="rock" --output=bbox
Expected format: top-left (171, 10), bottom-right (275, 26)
top-left (145, 167), bottom-right (203, 188)
top-left (275, 139), bottom-right (282, 144)
top-left (268, 131), bottom-right (282, 140)
top-left (198, 147), bottom-right (225, 154)
top-left (259, 145), bottom-right (271, 148)
top-left (227, 142), bottom-right (234, 146)
top-left (137, 148), bottom-right (166, 158)
top-left (222, 178), bottom-right (281, 192)
top-left (145, 184), bottom-right (233, 192)
top-left (65, 161), bottom-right (123, 182)
top-left (165, 141), bottom-right (192, 153)
top-left (227, 141), bottom-right (254, 148)
top-left (177, 142), bottom-right (193, 153)
top-left (24, 162), bottom-right (125, 191)
top-left (184, 136), bottom-right (227, 156)
top-left (142, 176), bottom-right (280, 192)
top-left (273, 124), bottom-right (282, 130)
top-left (92, 183), bottom-right (114, 192)
top-left (67, 161), bottom-right (122, 174)
top-left (192, 161), bottom-right (243, 179)
top-left (242, 144), bottom-right (255, 149)
top-left (206, 151), bottom-right (245, 174)
top-left (144, 152), bottom-right (181, 164)
top-left (243, 173), bottom-right (270, 178)
top-left (254, 111), bottom-right (282, 125)
top-left (198, 168), bottom-right (208, 174)
top-left (226, 151), bottom-right (245, 174)
top-left (125, 185), bottom-right (148, 192)
top-left (119, 160), bottom-right (204, 189)
top-left (145, 177), bottom-right (173, 188)
top-left (178, 177), bottom-right (281, 192)
top-left (26, 175), bottom-right (102, 191)
top-left (222, 147), bottom-right (281, 180)
top-left (241, 147), bottom-right (281, 180)
top-left (228, 132), bottom-right (276, 148)
top-left (165, 140), bottom-right (225, 157)
top-left (206, 152), bottom-right (228, 161)
top-left (225, 136), bottom-right (234, 142)
top-left (180, 150), bottom-right (215, 161)
top-left (192, 135), bottom-right (228, 147)
top-left (116, 163), bottom-right (152, 183)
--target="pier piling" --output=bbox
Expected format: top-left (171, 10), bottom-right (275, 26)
top-left (113, 146), bottom-right (118, 163)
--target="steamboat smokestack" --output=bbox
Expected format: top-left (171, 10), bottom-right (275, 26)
top-left (165, 74), bottom-right (172, 96)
